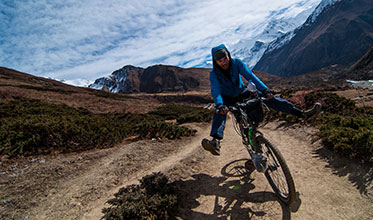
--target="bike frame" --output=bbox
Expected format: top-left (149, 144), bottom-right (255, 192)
top-left (228, 98), bottom-right (265, 155)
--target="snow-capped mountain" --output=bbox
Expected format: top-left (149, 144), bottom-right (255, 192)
top-left (89, 64), bottom-right (210, 93)
top-left (265, 0), bottom-right (341, 55)
top-left (254, 0), bottom-right (373, 77)
top-left (58, 78), bottom-right (93, 87)
top-left (306, 0), bottom-right (342, 24)
top-left (229, 0), bottom-right (321, 68)
top-left (89, 65), bottom-right (144, 93)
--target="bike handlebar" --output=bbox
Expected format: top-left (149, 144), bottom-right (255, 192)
top-left (214, 89), bottom-right (275, 114)
top-left (227, 96), bottom-right (269, 112)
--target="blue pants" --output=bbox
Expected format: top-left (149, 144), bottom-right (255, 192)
top-left (210, 91), bottom-right (302, 139)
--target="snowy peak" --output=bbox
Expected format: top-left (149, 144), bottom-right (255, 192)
top-left (263, 19), bottom-right (296, 37)
top-left (264, 0), bottom-right (342, 54)
top-left (89, 65), bottom-right (144, 93)
top-left (306, 0), bottom-right (341, 25)
top-left (254, 0), bottom-right (373, 76)
top-left (230, 0), bottom-right (320, 68)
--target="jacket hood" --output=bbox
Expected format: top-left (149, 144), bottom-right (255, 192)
top-left (211, 44), bottom-right (232, 72)
top-left (211, 44), bottom-right (231, 60)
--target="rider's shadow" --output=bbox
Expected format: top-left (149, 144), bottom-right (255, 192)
top-left (171, 159), bottom-right (294, 220)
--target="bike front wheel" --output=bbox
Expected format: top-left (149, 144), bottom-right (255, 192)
top-left (257, 135), bottom-right (296, 205)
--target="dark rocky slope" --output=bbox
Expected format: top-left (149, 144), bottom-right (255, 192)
top-left (254, 0), bottom-right (373, 77)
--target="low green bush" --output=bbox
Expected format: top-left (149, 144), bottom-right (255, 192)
top-left (0, 98), bottom-right (210, 157)
top-left (304, 92), bottom-right (357, 116)
top-left (16, 84), bottom-right (77, 95)
top-left (262, 91), bottom-right (372, 162)
top-left (318, 113), bottom-right (373, 162)
top-left (89, 89), bottom-right (138, 100)
top-left (102, 172), bottom-right (177, 220)
top-left (134, 120), bottom-right (196, 139)
top-left (304, 92), bottom-right (373, 163)
top-left (279, 88), bottom-right (297, 98)
top-left (149, 104), bottom-right (213, 124)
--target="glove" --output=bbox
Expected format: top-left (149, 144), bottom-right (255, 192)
top-left (216, 104), bottom-right (229, 114)
top-left (263, 90), bottom-right (275, 98)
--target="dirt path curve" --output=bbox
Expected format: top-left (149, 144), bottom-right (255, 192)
top-left (26, 118), bottom-right (372, 220)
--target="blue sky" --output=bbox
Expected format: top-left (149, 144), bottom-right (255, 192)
top-left (0, 0), bottom-right (320, 85)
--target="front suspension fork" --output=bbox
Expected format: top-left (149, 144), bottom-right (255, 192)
top-left (244, 126), bottom-right (262, 153)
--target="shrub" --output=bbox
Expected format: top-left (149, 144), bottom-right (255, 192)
top-left (134, 121), bottom-right (196, 139)
top-left (102, 172), bottom-right (177, 220)
top-left (304, 92), bottom-right (373, 163)
top-left (149, 104), bottom-right (213, 124)
top-left (16, 84), bottom-right (77, 95)
top-left (0, 98), bottom-right (210, 157)
top-left (304, 92), bottom-right (357, 116)
top-left (263, 91), bottom-right (373, 163)
top-left (319, 113), bottom-right (373, 162)
top-left (279, 88), bottom-right (297, 98)
top-left (89, 89), bottom-right (138, 100)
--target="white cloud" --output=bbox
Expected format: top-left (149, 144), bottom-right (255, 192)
top-left (0, 0), bottom-right (321, 85)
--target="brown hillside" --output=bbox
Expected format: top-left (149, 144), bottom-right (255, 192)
top-left (272, 65), bottom-right (349, 90)
top-left (0, 67), bottom-right (160, 113)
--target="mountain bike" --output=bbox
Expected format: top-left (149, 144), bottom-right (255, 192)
top-left (227, 94), bottom-right (296, 205)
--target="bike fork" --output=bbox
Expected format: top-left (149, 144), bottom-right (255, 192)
top-left (243, 128), bottom-right (268, 173)
top-left (244, 126), bottom-right (262, 153)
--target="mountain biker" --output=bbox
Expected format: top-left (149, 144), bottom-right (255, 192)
top-left (202, 44), bottom-right (321, 156)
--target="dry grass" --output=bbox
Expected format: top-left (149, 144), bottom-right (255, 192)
top-left (0, 67), bottom-right (165, 114)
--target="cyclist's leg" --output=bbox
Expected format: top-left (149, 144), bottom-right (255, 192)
top-left (210, 112), bottom-right (227, 139)
top-left (263, 96), bottom-right (302, 117)
top-left (209, 92), bottom-right (250, 139)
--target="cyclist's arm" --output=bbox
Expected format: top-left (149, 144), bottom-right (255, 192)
top-left (209, 71), bottom-right (224, 106)
top-left (237, 59), bottom-right (268, 92)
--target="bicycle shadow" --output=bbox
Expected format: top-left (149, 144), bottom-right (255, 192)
top-left (172, 159), bottom-right (300, 219)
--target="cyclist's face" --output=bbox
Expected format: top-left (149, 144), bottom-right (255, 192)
top-left (216, 55), bottom-right (230, 70)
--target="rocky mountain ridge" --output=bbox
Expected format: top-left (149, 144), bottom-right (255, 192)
top-left (264, 0), bottom-right (341, 55)
top-left (89, 65), bottom-right (210, 93)
top-left (343, 45), bottom-right (373, 80)
top-left (254, 0), bottom-right (373, 77)
top-left (87, 62), bottom-right (352, 94)
top-left (89, 65), bottom-right (144, 93)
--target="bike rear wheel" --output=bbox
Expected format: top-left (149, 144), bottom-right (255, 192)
top-left (257, 135), bottom-right (296, 205)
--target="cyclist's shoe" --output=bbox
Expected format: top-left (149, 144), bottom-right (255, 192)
top-left (252, 153), bottom-right (267, 173)
top-left (303, 103), bottom-right (322, 119)
top-left (202, 138), bottom-right (220, 156)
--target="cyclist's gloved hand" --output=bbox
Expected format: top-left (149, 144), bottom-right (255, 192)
top-left (216, 104), bottom-right (229, 114)
top-left (263, 90), bottom-right (275, 99)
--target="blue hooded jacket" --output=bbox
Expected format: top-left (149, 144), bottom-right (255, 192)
top-left (210, 44), bottom-right (268, 105)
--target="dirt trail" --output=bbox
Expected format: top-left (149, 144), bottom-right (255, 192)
top-left (5, 118), bottom-right (373, 219)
